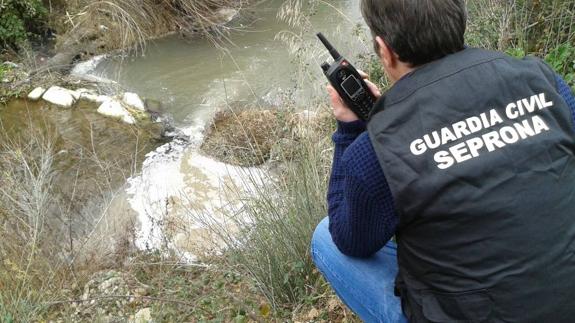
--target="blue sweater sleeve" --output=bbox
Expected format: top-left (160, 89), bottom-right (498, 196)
top-left (327, 121), bottom-right (399, 258)
top-left (556, 75), bottom-right (575, 127)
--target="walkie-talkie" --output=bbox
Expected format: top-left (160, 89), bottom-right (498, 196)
top-left (317, 32), bottom-right (377, 121)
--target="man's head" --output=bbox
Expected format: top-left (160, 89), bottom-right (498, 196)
top-left (361, 0), bottom-right (467, 80)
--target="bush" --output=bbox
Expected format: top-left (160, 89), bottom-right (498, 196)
top-left (0, 0), bottom-right (47, 48)
top-left (200, 109), bottom-right (294, 167)
top-left (0, 122), bottom-right (60, 321)
top-left (468, 0), bottom-right (575, 89)
top-left (545, 43), bottom-right (575, 89)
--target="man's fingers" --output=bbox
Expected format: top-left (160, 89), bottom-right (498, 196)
top-left (358, 70), bottom-right (369, 79)
top-left (326, 83), bottom-right (363, 122)
top-left (364, 80), bottom-right (382, 98)
top-left (327, 85), bottom-right (343, 107)
top-left (356, 71), bottom-right (382, 97)
top-left (327, 85), bottom-right (338, 100)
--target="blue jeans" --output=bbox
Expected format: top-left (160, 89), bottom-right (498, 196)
top-left (311, 217), bottom-right (408, 323)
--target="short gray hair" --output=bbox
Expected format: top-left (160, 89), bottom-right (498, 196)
top-left (361, 0), bottom-right (467, 66)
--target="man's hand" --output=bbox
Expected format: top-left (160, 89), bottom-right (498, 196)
top-left (327, 70), bottom-right (382, 122)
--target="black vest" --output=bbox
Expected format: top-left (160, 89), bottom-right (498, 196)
top-left (367, 48), bottom-right (575, 322)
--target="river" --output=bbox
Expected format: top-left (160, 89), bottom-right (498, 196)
top-left (1, 0), bottom-right (370, 261)
top-left (92, 0), bottom-right (367, 125)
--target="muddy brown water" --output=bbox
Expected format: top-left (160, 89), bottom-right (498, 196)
top-left (92, 0), bottom-right (367, 125)
top-left (0, 100), bottom-right (163, 245)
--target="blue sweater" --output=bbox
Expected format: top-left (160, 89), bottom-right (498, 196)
top-left (327, 76), bottom-right (575, 258)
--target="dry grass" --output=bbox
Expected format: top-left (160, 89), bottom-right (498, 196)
top-left (63, 0), bottom-right (247, 54)
top-left (200, 108), bottom-right (296, 167)
top-left (0, 123), bottom-right (62, 321)
top-left (3, 0), bottom-right (572, 321)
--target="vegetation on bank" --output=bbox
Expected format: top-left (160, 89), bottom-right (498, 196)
top-left (200, 109), bottom-right (295, 167)
top-left (0, 0), bottom-right (47, 48)
top-left (0, 0), bottom-right (574, 322)
top-left (466, 0), bottom-right (575, 89)
top-left (1, 0), bottom-right (243, 50)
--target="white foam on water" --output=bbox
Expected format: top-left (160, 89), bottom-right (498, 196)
top-left (126, 115), bottom-right (267, 261)
top-left (126, 144), bottom-right (186, 251)
top-left (181, 152), bottom-right (267, 212)
top-left (126, 120), bottom-right (204, 250)
top-left (70, 55), bottom-right (120, 86)
top-left (71, 55), bottom-right (108, 76)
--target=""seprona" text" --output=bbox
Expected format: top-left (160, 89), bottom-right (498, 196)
top-left (409, 93), bottom-right (555, 169)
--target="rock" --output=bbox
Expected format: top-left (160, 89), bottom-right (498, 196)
top-left (27, 87), bottom-right (46, 100)
top-left (122, 92), bottom-right (146, 111)
top-left (306, 307), bottom-right (320, 321)
top-left (42, 86), bottom-right (77, 108)
top-left (74, 89), bottom-right (110, 103)
top-left (201, 109), bottom-right (287, 166)
top-left (79, 93), bottom-right (98, 102)
top-left (73, 88), bottom-right (94, 99)
top-left (96, 95), bottom-right (111, 103)
top-left (84, 94), bottom-right (111, 104)
top-left (76, 270), bottom-right (133, 321)
top-left (97, 100), bottom-right (136, 124)
top-left (327, 297), bottom-right (341, 311)
top-left (145, 99), bottom-right (164, 113)
top-left (131, 308), bottom-right (152, 323)
top-left (134, 287), bottom-right (149, 297)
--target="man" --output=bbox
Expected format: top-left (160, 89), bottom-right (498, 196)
top-left (311, 0), bottom-right (575, 322)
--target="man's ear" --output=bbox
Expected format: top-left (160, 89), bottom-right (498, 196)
top-left (375, 36), bottom-right (396, 69)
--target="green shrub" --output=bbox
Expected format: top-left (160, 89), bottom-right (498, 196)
top-left (505, 47), bottom-right (527, 59)
top-left (517, 0), bottom-right (575, 54)
top-left (545, 43), bottom-right (575, 89)
top-left (360, 54), bottom-right (389, 90)
top-left (468, 0), bottom-right (574, 90)
top-left (466, 0), bottom-right (574, 54)
top-left (0, 64), bottom-right (8, 80)
top-left (506, 43), bottom-right (575, 90)
top-left (0, 0), bottom-right (47, 48)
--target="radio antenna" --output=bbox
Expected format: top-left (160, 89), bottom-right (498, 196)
top-left (317, 32), bottom-right (342, 60)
